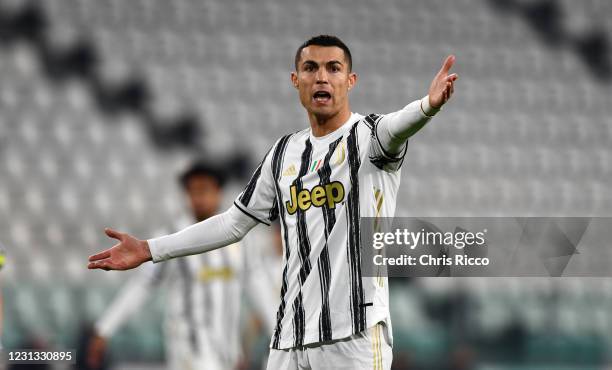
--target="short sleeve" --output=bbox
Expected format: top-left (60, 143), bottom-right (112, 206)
top-left (234, 134), bottom-right (292, 226)
top-left (365, 114), bottom-right (408, 172)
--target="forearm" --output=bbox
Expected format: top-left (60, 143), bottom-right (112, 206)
top-left (95, 272), bottom-right (154, 337)
top-left (377, 95), bottom-right (440, 154)
top-left (148, 205), bottom-right (258, 262)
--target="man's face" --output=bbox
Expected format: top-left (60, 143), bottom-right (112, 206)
top-left (291, 45), bottom-right (356, 119)
top-left (185, 175), bottom-right (222, 222)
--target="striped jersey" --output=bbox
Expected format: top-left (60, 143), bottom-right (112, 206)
top-left (234, 112), bottom-right (406, 349)
top-left (97, 221), bottom-right (278, 369)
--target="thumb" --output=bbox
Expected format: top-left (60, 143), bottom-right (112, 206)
top-left (439, 55), bottom-right (455, 75)
top-left (105, 228), bottom-right (123, 241)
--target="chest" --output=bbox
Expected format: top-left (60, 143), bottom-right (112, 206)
top-left (277, 135), bottom-right (364, 216)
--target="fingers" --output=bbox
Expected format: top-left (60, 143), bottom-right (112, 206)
top-left (440, 55), bottom-right (455, 74)
top-left (89, 249), bottom-right (111, 262)
top-left (88, 259), bottom-right (117, 270)
top-left (88, 228), bottom-right (128, 270)
top-left (444, 74), bottom-right (456, 99)
top-left (439, 80), bottom-right (455, 105)
top-left (88, 260), bottom-right (107, 270)
top-left (429, 62), bottom-right (457, 108)
top-left (445, 81), bottom-right (454, 101)
top-left (105, 228), bottom-right (123, 241)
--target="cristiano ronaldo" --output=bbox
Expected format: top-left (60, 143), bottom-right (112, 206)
top-left (88, 35), bottom-right (457, 370)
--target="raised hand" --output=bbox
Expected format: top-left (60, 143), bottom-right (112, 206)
top-left (88, 228), bottom-right (152, 271)
top-left (428, 55), bottom-right (458, 109)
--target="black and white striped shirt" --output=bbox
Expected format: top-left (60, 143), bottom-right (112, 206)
top-left (234, 112), bottom-right (407, 349)
top-left (149, 98), bottom-right (435, 350)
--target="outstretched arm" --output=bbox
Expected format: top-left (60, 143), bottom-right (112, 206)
top-left (88, 205), bottom-right (258, 270)
top-left (377, 55), bottom-right (458, 154)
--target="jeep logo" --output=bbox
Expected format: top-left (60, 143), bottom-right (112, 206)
top-left (286, 181), bottom-right (345, 215)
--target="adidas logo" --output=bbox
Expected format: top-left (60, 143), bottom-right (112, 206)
top-left (282, 164), bottom-right (297, 177)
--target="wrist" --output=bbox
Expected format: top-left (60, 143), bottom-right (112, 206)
top-left (421, 95), bottom-right (441, 117)
top-left (141, 240), bottom-right (152, 262)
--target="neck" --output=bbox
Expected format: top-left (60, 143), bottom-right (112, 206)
top-left (308, 107), bottom-right (352, 137)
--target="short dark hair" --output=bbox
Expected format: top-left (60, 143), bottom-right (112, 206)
top-left (179, 161), bottom-right (227, 189)
top-left (294, 35), bottom-right (352, 72)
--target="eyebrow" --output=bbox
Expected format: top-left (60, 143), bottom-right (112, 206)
top-left (301, 60), bottom-right (345, 67)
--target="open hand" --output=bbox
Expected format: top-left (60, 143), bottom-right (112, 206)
top-left (88, 228), bottom-right (152, 270)
top-left (428, 55), bottom-right (458, 109)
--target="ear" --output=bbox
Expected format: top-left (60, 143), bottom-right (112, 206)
top-left (348, 72), bottom-right (357, 91)
top-left (290, 71), bottom-right (299, 89)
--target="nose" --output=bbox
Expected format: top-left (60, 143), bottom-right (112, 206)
top-left (315, 68), bottom-right (328, 84)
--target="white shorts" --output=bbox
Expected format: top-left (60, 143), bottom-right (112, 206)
top-left (266, 323), bottom-right (392, 370)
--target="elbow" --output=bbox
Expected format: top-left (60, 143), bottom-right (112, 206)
top-left (227, 223), bottom-right (248, 242)
top-left (224, 205), bottom-right (258, 242)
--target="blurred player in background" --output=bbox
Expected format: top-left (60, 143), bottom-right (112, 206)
top-left (87, 162), bottom-right (279, 370)
top-left (89, 35), bottom-right (457, 370)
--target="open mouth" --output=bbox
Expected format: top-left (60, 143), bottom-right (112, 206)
top-left (313, 91), bottom-right (332, 103)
